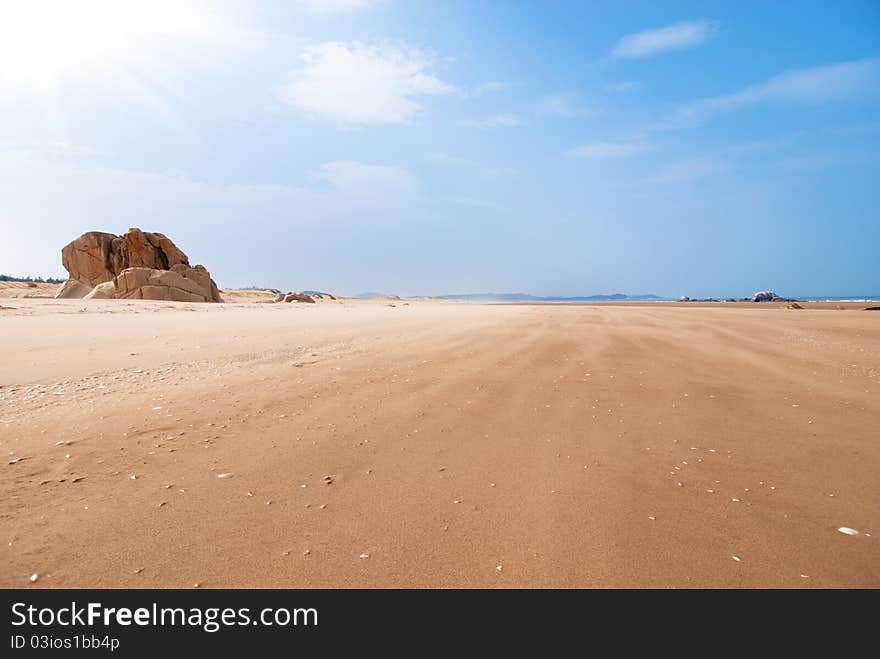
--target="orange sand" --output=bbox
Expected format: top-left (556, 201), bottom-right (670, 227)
top-left (1, 295), bottom-right (878, 587)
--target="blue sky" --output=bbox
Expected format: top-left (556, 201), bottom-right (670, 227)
top-left (1, 0), bottom-right (878, 297)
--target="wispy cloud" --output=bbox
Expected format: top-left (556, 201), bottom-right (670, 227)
top-left (473, 80), bottom-right (515, 95)
top-left (612, 20), bottom-right (717, 58)
top-left (428, 153), bottom-right (514, 178)
top-left (649, 158), bottom-right (725, 183)
top-left (459, 113), bottom-right (523, 128)
top-left (446, 196), bottom-right (509, 212)
top-left (536, 93), bottom-right (586, 117)
top-left (606, 80), bottom-right (643, 93)
top-left (566, 141), bottom-right (648, 160)
top-left (683, 57), bottom-right (880, 117)
top-left (300, 0), bottom-right (378, 14)
top-left (312, 160), bottom-right (417, 196)
top-left (276, 41), bottom-right (454, 126)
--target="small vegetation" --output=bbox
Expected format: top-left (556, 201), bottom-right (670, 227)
top-left (0, 274), bottom-right (64, 284)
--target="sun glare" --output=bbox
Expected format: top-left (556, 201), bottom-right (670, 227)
top-left (0, 1), bottom-right (212, 88)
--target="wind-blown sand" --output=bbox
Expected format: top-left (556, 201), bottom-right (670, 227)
top-left (1, 297), bottom-right (878, 588)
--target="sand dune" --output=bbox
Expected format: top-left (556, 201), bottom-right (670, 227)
top-left (1, 298), bottom-right (877, 587)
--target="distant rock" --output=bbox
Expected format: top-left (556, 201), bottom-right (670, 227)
top-left (752, 291), bottom-right (780, 302)
top-left (55, 228), bottom-right (222, 303)
top-left (679, 295), bottom-right (690, 302)
top-left (283, 292), bottom-right (316, 304)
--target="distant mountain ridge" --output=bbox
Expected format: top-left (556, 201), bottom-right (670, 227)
top-left (430, 292), bottom-right (666, 302)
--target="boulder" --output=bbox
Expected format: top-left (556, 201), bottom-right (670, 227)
top-left (113, 267), bottom-right (219, 303)
top-left (283, 292), bottom-right (315, 304)
top-left (55, 279), bottom-right (94, 299)
top-left (55, 228), bottom-right (222, 302)
top-left (83, 281), bottom-right (116, 299)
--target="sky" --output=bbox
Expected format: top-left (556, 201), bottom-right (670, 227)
top-left (0, 0), bottom-right (878, 298)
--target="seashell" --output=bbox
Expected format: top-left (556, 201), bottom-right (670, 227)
top-left (837, 527), bottom-right (859, 536)
top-left (216, 473), bottom-right (234, 479)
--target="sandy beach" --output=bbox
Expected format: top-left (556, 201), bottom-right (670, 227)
top-left (1, 293), bottom-right (878, 588)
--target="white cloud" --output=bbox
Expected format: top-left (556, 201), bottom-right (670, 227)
top-left (276, 41), bottom-right (455, 126)
top-left (428, 153), bottom-right (514, 178)
top-left (459, 113), bottom-right (523, 128)
top-left (312, 160), bottom-right (417, 195)
top-left (606, 80), bottom-right (643, 93)
top-left (0, 149), bottom-right (425, 283)
top-left (566, 141), bottom-right (648, 160)
top-left (300, 0), bottom-right (377, 14)
top-left (650, 158), bottom-right (725, 183)
top-left (684, 57), bottom-right (880, 116)
top-left (536, 93), bottom-right (585, 117)
top-left (612, 21), bottom-right (717, 58)
top-left (473, 80), bottom-right (515, 95)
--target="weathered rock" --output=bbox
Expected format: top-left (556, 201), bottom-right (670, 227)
top-left (752, 291), bottom-right (780, 302)
top-left (55, 279), bottom-right (94, 299)
top-left (114, 267), bottom-right (218, 303)
top-left (83, 281), bottom-right (116, 299)
top-left (56, 228), bottom-right (222, 302)
top-left (273, 292), bottom-right (286, 303)
top-left (283, 293), bottom-right (315, 304)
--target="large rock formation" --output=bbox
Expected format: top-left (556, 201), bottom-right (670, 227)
top-left (56, 228), bottom-right (222, 302)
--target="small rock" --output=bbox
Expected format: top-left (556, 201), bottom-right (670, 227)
top-left (29, 573), bottom-right (39, 583)
top-left (837, 527), bottom-right (859, 536)
top-left (216, 473), bottom-right (234, 479)
top-left (731, 555), bottom-right (742, 562)
top-left (359, 553), bottom-right (370, 559)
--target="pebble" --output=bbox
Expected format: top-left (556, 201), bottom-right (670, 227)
top-left (837, 527), bottom-right (859, 536)
top-left (29, 573), bottom-right (39, 583)
top-left (496, 565), bottom-right (503, 572)
top-left (359, 553), bottom-right (370, 559)
top-left (648, 516), bottom-right (656, 521)
top-left (731, 555), bottom-right (742, 562)
top-left (216, 473), bottom-right (234, 479)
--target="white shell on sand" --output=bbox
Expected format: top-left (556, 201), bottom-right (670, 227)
top-left (359, 553), bottom-right (370, 559)
top-left (731, 555), bottom-right (741, 562)
top-left (29, 573), bottom-right (39, 583)
top-left (216, 473), bottom-right (234, 479)
top-left (837, 527), bottom-right (859, 536)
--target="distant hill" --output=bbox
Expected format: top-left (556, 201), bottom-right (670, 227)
top-left (431, 292), bottom-right (665, 302)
